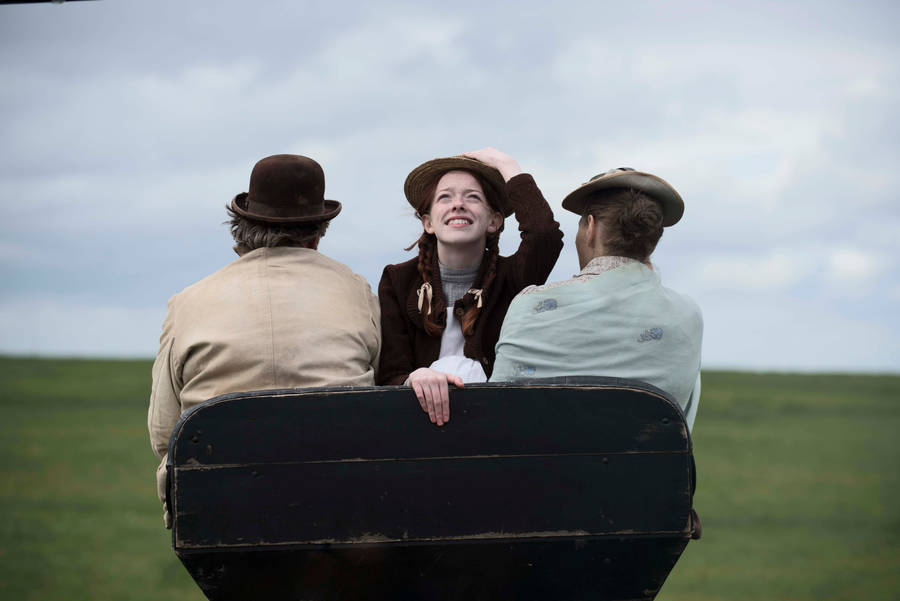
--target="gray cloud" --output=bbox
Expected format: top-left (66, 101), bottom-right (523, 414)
top-left (1, 0), bottom-right (898, 371)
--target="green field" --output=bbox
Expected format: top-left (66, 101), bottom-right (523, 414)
top-left (1, 357), bottom-right (898, 600)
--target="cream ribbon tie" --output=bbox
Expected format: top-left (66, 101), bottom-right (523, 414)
top-left (417, 282), bottom-right (433, 315)
top-left (467, 288), bottom-right (484, 308)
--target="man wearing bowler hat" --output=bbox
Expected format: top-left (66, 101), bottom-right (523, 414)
top-left (490, 168), bottom-right (703, 431)
top-left (148, 154), bottom-right (381, 527)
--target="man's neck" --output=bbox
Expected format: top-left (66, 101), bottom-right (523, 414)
top-left (234, 240), bottom-right (319, 257)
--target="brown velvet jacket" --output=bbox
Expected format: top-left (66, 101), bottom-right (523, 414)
top-left (377, 173), bottom-right (564, 385)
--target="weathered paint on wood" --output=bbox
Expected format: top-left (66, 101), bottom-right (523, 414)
top-left (168, 377), bottom-right (696, 600)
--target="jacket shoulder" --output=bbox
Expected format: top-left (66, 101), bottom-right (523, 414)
top-left (380, 256), bottom-right (419, 286)
top-left (169, 256), bottom-right (242, 302)
top-left (657, 283), bottom-right (704, 333)
top-left (382, 256), bottom-right (418, 274)
top-left (310, 251), bottom-right (373, 287)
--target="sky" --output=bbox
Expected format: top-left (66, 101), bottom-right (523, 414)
top-left (1, 0), bottom-right (898, 373)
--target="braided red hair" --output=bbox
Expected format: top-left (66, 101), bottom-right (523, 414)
top-left (459, 232), bottom-right (499, 336)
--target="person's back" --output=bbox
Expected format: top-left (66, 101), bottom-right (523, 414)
top-left (490, 168), bottom-right (702, 430)
top-left (148, 154), bottom-right (380, 527)
top-left (159, 246), bottom-right (379, 415)
top-left (492, 259), bottom-right (701, 427)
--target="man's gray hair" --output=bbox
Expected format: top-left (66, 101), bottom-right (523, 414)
top-left (226, 206), bottom-right (329, 254)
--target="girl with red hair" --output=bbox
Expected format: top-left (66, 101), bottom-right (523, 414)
top-left (377, 147), bottom-right (563, 426)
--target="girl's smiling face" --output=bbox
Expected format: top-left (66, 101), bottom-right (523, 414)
top-left (422, 170), bottom-right (502, 249)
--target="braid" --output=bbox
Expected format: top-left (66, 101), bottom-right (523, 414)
top-left (459, 232), bottom-right (500, 336)
top-left (416, 233), bottom-right (446, 336)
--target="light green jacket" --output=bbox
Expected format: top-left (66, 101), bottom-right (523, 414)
top-left (491, 262), bottom-right (702, 430)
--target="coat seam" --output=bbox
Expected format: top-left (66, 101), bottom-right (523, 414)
top-left (263, 248), bottom-right (277, 387)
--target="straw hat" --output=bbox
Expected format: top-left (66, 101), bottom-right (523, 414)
top-left (561, 168), bottom-right (684, 226)
top-left (404, 156), bottom-right (511, 217)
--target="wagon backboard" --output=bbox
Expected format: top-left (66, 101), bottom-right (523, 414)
top-left (168, 377), bottom-right (697, 600)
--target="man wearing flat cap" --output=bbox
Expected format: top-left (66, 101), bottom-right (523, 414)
top-left (490, 168), bottom-right (703, 430)
top-left (148, 154), bottom-right (381, 527)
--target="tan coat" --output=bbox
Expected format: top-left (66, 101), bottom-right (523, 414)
top-left (148, 246), bottom-right (380, 526)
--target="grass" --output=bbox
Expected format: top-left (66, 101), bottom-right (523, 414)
top-left (0, 357), bottom-right (197, 601)
top-left (0, 358), bottom-right (898, 600)
top-left (661, 371), bottom-right (900, 601)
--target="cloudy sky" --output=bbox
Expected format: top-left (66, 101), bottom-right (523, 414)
top-left (1, 0), bottom-right (898, 372)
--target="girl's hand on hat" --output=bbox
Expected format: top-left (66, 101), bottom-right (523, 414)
top-left (406, 367), bottom-right (464, 427)
top-left (461, 147), bottom-right (522, 182)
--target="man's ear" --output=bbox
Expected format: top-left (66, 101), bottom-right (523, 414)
top-left (585, 214), bottom-right (597, 249)
top-left (421, 213), bottom-right (434, 235)
top-left (486, 211), bottom-right (503, 234)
